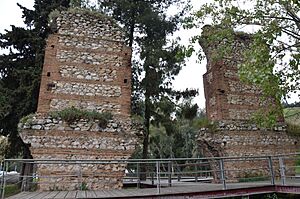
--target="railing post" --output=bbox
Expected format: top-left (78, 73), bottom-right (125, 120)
top-left (0, 162), bottom-right (3, 198)
top-left (195, 161), bottom-right (198, 182)
top-left (151, 172), bottom-right (154, 185)
top-left (1, 161), bottom-right (8, 199)
top-left (219, 159), bottom-right (226, 190)
top-left (279, 157), bottom-right (286, 185)
top-left (168, 161), bottom-right (172, 187)
top-left (177, 165), bottom-right (181, 182)
top-left (79, 163), bottom-right (82, 190)
top-left (268, 156), bottom-right (275, 185)
top-left (156, 161), bottom-right (160, 194)
top-left (136, 162), bottom-right (140, 188)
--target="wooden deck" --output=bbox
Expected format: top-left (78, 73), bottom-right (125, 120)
top-left (8, 181), bottom-right (300, 199)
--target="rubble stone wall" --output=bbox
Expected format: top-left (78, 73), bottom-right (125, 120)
top-left (198, 128), bottom-right (299, 181)
top-left (20, 9), bottom-right (138, 191)
top-left (198, 26), bottom-right (299, 183)
top-left (201, 26), bottom-right (274, 121)
top-left (37, 10), bottom-right (132, 116)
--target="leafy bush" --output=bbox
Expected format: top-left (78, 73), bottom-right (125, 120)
top-left (4, 184), bottom-right (20, 198)
top-left (286, 123), bottom-right (300, 136)
top-left (19, 114), bottom-right (35, 125)
top-left (284, 107), bottom-right (300, 125)
top-left (0, 136), bottom-right (8, 161)
top-left (192, 117), bottom-right (217, 133)
top-left (49, 107), bottom-right (112, 127)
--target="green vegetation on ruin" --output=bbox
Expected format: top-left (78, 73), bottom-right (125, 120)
top-left (284, 107), bottom-right (300, 125)
top-left (19, 114), bottom-right (35, 125)
top-left (49, 107), bottom-right (112, 127)
top-left (284, 107), bottom-right (300, 136)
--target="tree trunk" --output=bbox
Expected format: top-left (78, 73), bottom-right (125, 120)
top-left (19, 141), bottom-right (34, 191)
top-left (140, 88), bottom-right (151, 180)
top-left (128, 16), bottom-right (135, 48)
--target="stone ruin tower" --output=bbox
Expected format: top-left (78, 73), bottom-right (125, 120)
top-left (19, 9), bottom-right (138, 190)
top-left (199, 26), bottom-right (298, 181)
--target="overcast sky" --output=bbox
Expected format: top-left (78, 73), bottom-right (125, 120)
top-left (0, 0), bottom-right (207, 108)
top-left (0, 1), bottom-right (298, 109)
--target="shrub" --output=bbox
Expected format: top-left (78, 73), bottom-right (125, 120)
top-left (19, 114), bottom-right (35, 125)
top-left (193, 117), bottom-right (217, 133)
top-left (286, 122), bottom-right (300, 137)
top-left (49, 107), bottom-right (112, 127)
top-left (0, 136), bottom-right (8, 161)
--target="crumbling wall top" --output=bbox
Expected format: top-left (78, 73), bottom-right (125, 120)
top-left (53, 8), bottom-right (125, 41)
top-left (200, 25), bottom-right (252, 71)
top-left (201, 25), bottom-right (282, 122)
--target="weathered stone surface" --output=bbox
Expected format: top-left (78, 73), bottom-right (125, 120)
top-left (60, 65), bottom-right (117, 82)
top-left (57, 50), bottom-right (123, 66)
top-left (50, 99), bottom-right (121, 114)
top-left (57, 10), bottom-right (124, 40)
top-left (200, 26), bottom-right (278, 121)
top-left (52, 81), bottom-right (121, 97)
top-left (58, 35), bottom-right (124, 51)
top-left (198, 129), bottom-right (299, 181)
top-left (19, 9), bottom-right (137, 191)
top-left (198, 26), bottom-right (298, 183)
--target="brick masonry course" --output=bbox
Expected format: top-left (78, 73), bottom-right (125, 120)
top-left (199, 26), bottom-right (299, 182)
top-left (19, 9), bottom-right (138, 191)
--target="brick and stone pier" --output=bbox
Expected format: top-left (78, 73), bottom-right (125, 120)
top-left (19, 9), bottom-right (138, 190)
top-left (198, 26), bottom-right (299, 181)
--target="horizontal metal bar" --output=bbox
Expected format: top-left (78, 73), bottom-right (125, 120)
top-left (4, 152), bottom-right (300, 163)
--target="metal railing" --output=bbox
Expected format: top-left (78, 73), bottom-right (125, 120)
top-left (1, 153), bottom-right (300, 198)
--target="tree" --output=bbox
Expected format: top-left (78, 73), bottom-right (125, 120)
top-left (135, 99), bottom-right (200, 160)
top-left (187, 0), bottom-right (300, 119)
top-left (0, 136), bottom-right (8, 161)
top-left (98, 0), bottom-right (197, 163)
top-left (0, 0), bottom-right (70, 158)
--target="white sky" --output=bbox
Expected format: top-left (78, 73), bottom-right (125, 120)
top-left (0, 0), bottom-right (207, 108)
top-left (0, 0), bottom-right (298, 109)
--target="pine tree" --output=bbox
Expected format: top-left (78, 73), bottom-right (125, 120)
top-left (98, 0), bottom-right (197, 166)
top-left (0, 0), bottom-right (70, 158)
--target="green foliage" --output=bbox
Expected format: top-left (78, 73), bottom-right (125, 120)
top-left (251, 109), bottom-right (281, 128)
top-left (146, 118), bottom-right (201, 159)
top-left (263, 193), bottom-right (279, 199)
top-left (79, 181), bottom-right (88, 190)
top-left (48, 9), bottom-right (60, 23)
top-left (19, 114), bottom-right (35, 125)
top-left (98, 0), bottom-right (197, 161)
top-left (179, 102), bottom-right (198, 120)
top-left (131, 101), bottom-right (202, 159)
top-left (188, 0), bottom-right (300, 112)
top-left (286, 123), bottom-right (300, 136)
top-left (0, 136), bottom-right (8, 161)
top-left (4, 184), bottom-right (20, 198)
top-left (192, 117), bottom-right (217, 133)
top-left (49, 107), bottom-right (112, 127)
top-left (150, 101), bottom-right (202, 159)
top-left (0, 0), bottom-right (70, 157)
top-left (284, 107), bottom-right (300, 125)
top-left (69, 0), bottom-right (94, 9)
top-left (283, 107), bottom-right (300, 136)
top-left (284, 101), bottom-right (300, 108)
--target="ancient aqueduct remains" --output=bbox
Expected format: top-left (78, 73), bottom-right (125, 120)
top-left (19, 9), bottom-right (298, 190)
